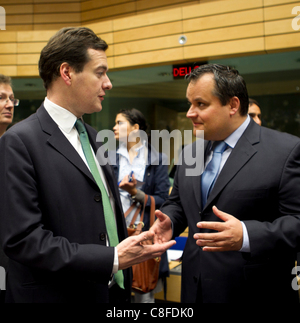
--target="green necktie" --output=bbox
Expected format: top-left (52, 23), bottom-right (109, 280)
top-left (75, 119), bottom-right (124, 289)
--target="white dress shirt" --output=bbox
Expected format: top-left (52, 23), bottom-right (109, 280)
top-left (117, 141), bottom-right (147, 226)
top-left (44, 97), bottom-right (119, 274)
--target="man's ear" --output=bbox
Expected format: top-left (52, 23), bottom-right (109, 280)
top-left (59, 62), bottom-right (72, 86)
top-left (229, 96), bottom-right (240, 116)
top-left (133, 123), bottom-right (140, 131)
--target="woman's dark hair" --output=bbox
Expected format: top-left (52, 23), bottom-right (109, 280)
top-left (186, 63), bottom-right (249, 116)
top-left (39, 27), bottom-right (108, 90)
top-left (118, 109), bottom-right (148, 132)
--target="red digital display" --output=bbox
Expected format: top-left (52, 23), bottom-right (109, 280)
top-left (172, 62), bottom-right (207, 79)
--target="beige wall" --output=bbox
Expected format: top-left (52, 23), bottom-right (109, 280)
top-left (0, 0), bottom-right (299, 77)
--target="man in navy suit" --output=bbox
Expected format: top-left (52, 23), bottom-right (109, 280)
top-left (151, 64), bottom-right (300, 303)
top-left (0, 27), bottom-right (174, 303)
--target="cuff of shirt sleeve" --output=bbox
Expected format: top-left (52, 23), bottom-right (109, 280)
top-left (112, 247), bottom-right (119, 274)
top-left (239, 221), bottom-right (250, 253)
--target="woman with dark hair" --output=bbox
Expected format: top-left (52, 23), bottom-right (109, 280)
top-left (110, 108), bottom-right (170, 303)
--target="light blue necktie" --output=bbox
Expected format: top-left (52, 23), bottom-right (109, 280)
top-left (75, 119), bottom-right (124, 289)
top-left (201, 141), bottom-right (227, 208)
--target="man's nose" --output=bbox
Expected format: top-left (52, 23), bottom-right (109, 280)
top-left (104, 75), bottom-right (112, 90)
top-left (186, 106), bottom-right (197, 118)
top-left (5, 99), bottom-right (14, 108)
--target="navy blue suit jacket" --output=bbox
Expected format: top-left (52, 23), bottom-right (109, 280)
top-left (0, 105), bottom-right (131, 303)
top-left (161, 119), bottom-right (300, 303)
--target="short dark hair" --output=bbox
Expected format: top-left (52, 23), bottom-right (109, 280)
top-left (186, 64), bottom-right (249, 116)
top-left (118, 109), bottom-right (148, 132)
top-left (249, 98), bottom-right (260, 108)
top-left (0, 74), bottom-right (12, 87)
top-left (39, 27), bottom-right (108, 90)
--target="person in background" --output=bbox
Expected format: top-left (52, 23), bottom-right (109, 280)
top-left (248, 98), bottom-right (261, 126)
top-left (0, 74), bottom-right (18, 303)
top-left (0, 74), bottom-right (18, 138)
top-left (0, 27), bottom-right (174, 303)
top-left (111, 108), bottom-right (170, 303)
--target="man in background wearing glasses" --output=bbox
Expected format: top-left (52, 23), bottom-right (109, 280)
top-left (0, 74), bottom-right (19, 302)
top-left (0, 74), bottom-right (19, 138)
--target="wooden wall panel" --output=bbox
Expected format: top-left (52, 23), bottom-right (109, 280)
top-left (183, 8), bottom-right (264, 32)
top-left (265, 33), bottom-right (300, 52)
top-left (4, 5), bottom-right (33, 15)
top-left (0, 66), bottom-right (17, 76)
top-left (0, 0), bottom-right (300, 77)
top-left (183, 37), bottom-right (265, 60)
top-left (264, 2), bottom-right (299, 21)
top-left (81, 0), bottom-right (199, 24)
top-left (113, 21), bottom-right (182, 43)
top-left (114, 34), bottom-right (181, 56)
top-left (0, 0), bottom-right (81, 30)
top-left (265, 18), bottom-right (294, 36)
top-left (114, 47), bottom-right (183, 68)
top-left (185, 23), bottom-right (264, 46)
top-left (0, 43), bottom-right (17, 54)
top-left (0, 31), bottom-right (17, 43)
top-left (112, 8), bottom-right (182, 31)
top-left (182, 0), bottom-right (262, 19)
top-left (264, 0), bottom-right (300, 52)
top-left (34, 3), bottom-right (81, 14)
top-left (0, 55), bottom-right (17, 65)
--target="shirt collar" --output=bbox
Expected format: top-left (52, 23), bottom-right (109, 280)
top-left (44, 97), bottom-right (78, 133)
top-left (224, 115), bottom-right (251, 149)
top-left (117, 141), bottom-right (145, 157)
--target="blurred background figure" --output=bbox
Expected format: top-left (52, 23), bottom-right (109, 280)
top-left (0, 74), bottom-right (18, 303)
top-left (0, 74), bottom-right (18, 137)
top-left (248, 98), bottom-right (261, 126)
top-left (111, 108), bottom-right (170, 303)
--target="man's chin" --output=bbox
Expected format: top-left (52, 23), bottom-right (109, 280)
top-left (193, 127), bottom-right (205, 138)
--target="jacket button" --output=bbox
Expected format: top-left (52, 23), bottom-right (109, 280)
top-left (99, 233), bottom-right (106, 241)
top-left (94, 194), bottom-right (101, 202)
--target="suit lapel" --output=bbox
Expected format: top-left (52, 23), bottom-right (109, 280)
top-left (88, 126), bottom-right (124, 216)
top-left (203, 119), bottom-right (260, 211)
top-left (37, 105), bottom-right (96, 185)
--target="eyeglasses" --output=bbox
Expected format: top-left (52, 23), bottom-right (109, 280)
top-left (0, 97), bottom-right (20, 107)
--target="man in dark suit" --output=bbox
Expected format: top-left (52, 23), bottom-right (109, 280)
top-left (0, 74), bottom-right (18, 303)
top-left (0, 27), bottom-right (174, 303)
top-left (151, 64), bottom-right (300, 303)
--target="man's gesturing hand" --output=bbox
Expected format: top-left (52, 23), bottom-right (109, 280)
top-left (193, 206), bottom-right (243, 252)
top-left (117, 230), bottom-right (175, 270)
top-left (150, 210), bottom-right (173, 244)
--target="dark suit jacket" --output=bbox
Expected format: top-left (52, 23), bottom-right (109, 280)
top-left (161, 119), bottom-right (300, 303)
top-left (0, 104), bottom-right (131, 303)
